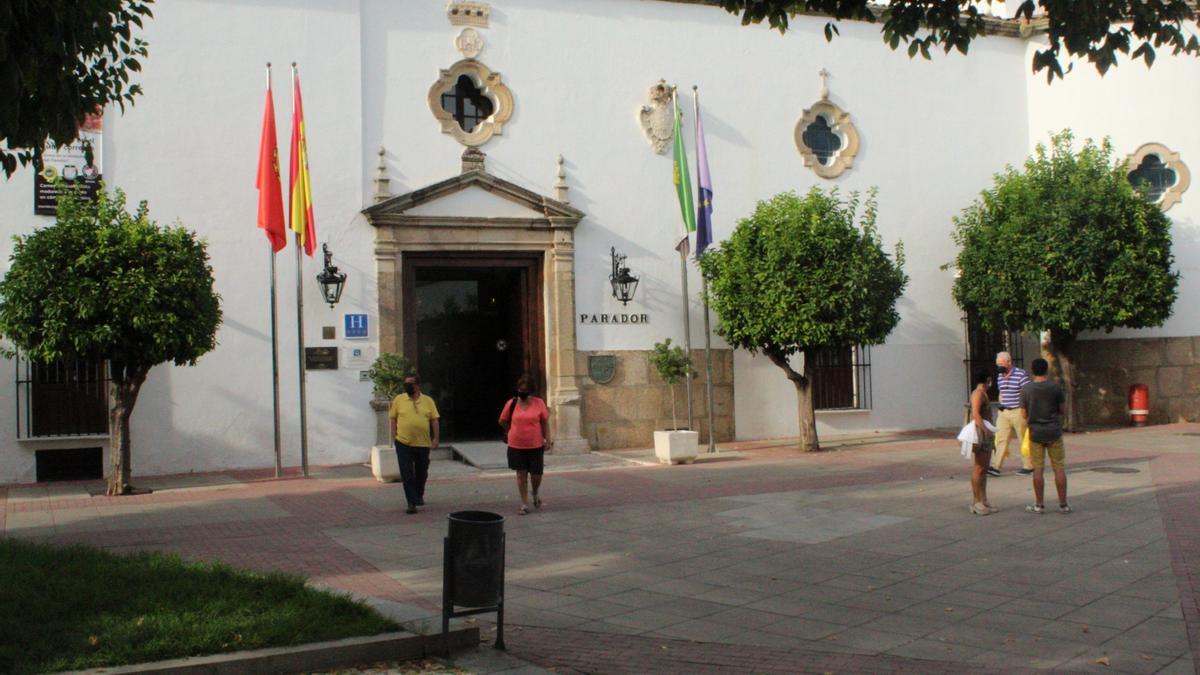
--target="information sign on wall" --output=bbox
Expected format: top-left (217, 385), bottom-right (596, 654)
top-left (34, 113), bottom-right (104, 216)
top-left (344, 313), bottom-right (369, 339)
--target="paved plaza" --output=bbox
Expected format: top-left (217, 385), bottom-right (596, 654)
top-left (3, 424), bottom-right (1199, 674)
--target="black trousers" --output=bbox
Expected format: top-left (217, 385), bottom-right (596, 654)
top-left (394, 441), bottom-right (430, 506)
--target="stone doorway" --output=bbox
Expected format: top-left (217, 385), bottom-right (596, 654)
top-left (403, 254), bottom-right (544, 441)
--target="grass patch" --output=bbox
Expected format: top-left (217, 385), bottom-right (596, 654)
top-left (0, 537), bottom-right (400, 674)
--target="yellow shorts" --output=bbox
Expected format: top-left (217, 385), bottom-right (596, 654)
top-left (1028, 438), bottom-right (1065, 470)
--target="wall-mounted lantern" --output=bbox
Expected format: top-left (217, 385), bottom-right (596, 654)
top-left (316, 243), bottom-right (347, 308)
top-left (609, 246), bottom-right (639, 306)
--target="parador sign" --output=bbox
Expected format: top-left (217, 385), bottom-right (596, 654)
top-left (579, 312), bottom-right (650, 325)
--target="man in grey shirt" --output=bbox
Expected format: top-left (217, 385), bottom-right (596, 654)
top-left (1020, 358), bottom-right (1071, 514)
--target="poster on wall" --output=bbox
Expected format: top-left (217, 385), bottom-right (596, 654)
top-left (34, 113), bottom-right (104, 216)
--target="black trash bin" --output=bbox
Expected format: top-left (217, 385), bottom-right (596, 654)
top-left (443, 510), bottom-right (506, 651)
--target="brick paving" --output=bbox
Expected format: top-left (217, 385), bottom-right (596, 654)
top-left (3, 424), bottom-right (1199, 674)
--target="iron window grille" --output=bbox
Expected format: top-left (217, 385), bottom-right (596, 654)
top-left (811, 345), bottom-right (872, 410)
top-left (962, 312), bottom-right (1023, 401)
top-left (15, 353), bottom-right (109, 439)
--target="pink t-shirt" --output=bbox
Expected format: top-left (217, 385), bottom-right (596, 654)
top-left (500, 396), bottom-right (549, 450)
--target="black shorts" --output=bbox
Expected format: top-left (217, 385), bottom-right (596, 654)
top-left (507, 447), bottom-right (545, 475)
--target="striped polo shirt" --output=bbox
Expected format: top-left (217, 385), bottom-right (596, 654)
top-left (997, 367), bottom-right (1030, 409)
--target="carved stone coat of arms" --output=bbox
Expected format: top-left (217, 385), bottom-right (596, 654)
top-left (638, 80), bottom-right (674, 155)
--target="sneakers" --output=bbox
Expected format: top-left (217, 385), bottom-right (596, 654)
top-left (1016, 468), bottom-right (1034, 476)
top-left (405, 504), bottom-right (418, 514)
top-left (986, 467), bottom-right (1002, 477)
top-left (1025, 504), bottom-right (1045, 514)
top-left (1058, 504), bottom-right (1073, 514)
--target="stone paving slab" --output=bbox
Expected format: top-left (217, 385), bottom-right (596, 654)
top-left (4, 424), bottom-right (1200, 673)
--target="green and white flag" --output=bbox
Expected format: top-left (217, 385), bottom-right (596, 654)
top-left (671, 95), bottom-right (695, 254)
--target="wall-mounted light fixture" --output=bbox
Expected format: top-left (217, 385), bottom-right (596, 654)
top-left (609, 246), bottom-right (639, 306)
top-left (315, 243), bottom-right (347, 308)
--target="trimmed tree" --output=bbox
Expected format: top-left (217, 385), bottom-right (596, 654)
top-left (951, 130), bottom-right (1178, 430)
top-left (0, 1), bottom-right (154, 177)
top-left (716, 1), bottom-right (1199, 81)
top-left (700, 188), bottom-right (908, 451)
top-left (0, 185), bottom-right (221, 495)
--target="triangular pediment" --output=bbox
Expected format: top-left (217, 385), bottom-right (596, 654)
top-left (363, 169), bottom-right (583, 225)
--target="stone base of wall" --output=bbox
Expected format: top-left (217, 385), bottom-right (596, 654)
top-left (577, 349), bottom-right (734, 450)
top-left (1074, 336), bottom-right (1200, 426)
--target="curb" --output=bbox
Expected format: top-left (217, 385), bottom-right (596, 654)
top-left (63, 626), bottom-right (479, 674)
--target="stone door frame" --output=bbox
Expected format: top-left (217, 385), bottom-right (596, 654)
top-left (363, 159), bottom-right (590, 452)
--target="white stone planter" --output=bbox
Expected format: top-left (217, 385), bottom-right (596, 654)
top-left (654, 430), bottom-right (699, 465)
top-left (370, 445), bottom-right (400, 483)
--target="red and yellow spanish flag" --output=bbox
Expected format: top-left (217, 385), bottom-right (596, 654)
top-left (256, 83), bottom-right (287, 252)
top-left (288, 70), bottom-right (317, 257)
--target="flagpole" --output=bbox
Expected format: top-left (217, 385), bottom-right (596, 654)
top-left (672, 88), bottom-right (695, 431)
top-left (292, 62), bottom-right (310, 478)
top-left (694, 86), bottom-right (716, 453)
top-left (264, 63), bottom-right (283, 478)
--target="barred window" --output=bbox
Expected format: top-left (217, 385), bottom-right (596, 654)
top-left (811, 345), bottom-right (871, 410)
top-left (16, 355), bottom-right (109, 438)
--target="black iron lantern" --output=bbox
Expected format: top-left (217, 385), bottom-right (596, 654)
top-left (316, 243), bottom-right (347, 308)
top-left (609, 246), bottom-right (639, 305)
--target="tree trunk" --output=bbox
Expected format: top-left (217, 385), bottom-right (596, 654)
top-left (1040, 330), bottom-right (1079, 432)
top-left (765, 348), bottom-right (820, 451)
top-left (107, 363), bottom-right (149, 496)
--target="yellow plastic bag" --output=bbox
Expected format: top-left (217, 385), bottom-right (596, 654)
top-left (1020, 427), bottom-right (1031, 456)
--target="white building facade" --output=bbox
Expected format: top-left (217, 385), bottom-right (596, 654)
top-left (0, 0), bottom-right (1196, 484)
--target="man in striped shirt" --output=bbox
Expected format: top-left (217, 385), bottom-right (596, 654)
top-left (988, 351), bottom-right (1033, 477)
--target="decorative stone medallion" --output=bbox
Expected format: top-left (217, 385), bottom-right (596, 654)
top-left (455, 28), bottom-right (483, 58)
top-left (588, 355), bottom-right (616, 384)
top-left (638, 80), bottom-right (675, 155)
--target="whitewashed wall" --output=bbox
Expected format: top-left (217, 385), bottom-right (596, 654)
top-left (2, 1), bottom-right (1193, 482)
top-left (1025, 31), bottom-right (1200, 341)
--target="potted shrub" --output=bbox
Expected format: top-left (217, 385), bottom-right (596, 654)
top-left (650, 338), bottom-right (699, 464)
top-left (366, 352), bottom-right (413, 482)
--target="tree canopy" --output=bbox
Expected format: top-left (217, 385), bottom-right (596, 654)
top-left (951, 130), bottom-right (1178, 427)
top-left (0, 184), bottom-right (221, 494)
top-left (701, 188), bottom-right (907, 449)
top-left (717, 0), bottom-right (1199, 80)
top-left (0, 0), bottom-right (154, 177)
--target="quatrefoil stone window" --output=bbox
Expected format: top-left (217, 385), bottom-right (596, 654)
top-left (794, 99), bottom-right (859, 179)
top-left (1125, 143), bottom-right (1190, 211)
top-left (427, 59), bottom-right (513, 147)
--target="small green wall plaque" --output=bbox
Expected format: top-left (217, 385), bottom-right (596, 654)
top-left (588, 355), bottom-right (616, 384)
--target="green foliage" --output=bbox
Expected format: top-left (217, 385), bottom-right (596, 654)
top-left (650, 338), bottom-right (693, 385)
top-left (367, 352), bottom-right (415, 399)
top-left (0, 184), bottom-right (222, 372)
top-left (0, 537), bottom-right (397, 673)
top-left (700, 188), bottom-right (908, 360)
top-left (951, 130), bottom-right (1178, 337)
top-left (0, 1), bottom-right (154, 177)
top-left (716, 0), bottom-right (1199, 81)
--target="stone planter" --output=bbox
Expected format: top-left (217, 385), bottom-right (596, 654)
top-left (653, 430), bottom-right (699, 465)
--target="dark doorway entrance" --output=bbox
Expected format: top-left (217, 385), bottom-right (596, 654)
top-left (403, 254), bottom-right (543, 442)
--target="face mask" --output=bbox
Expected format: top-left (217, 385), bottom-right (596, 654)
top-left (403, 383), bottom-right (416, 395)
top-left (997, 367), bottom-right (1008, 375)
top-left (517, 390), bottom-right (530, 400)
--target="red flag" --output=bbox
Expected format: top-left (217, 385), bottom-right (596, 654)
top-left (288, 71), bottom-right (317, 257)
top-left (256, 86), bottom-right (286, 252)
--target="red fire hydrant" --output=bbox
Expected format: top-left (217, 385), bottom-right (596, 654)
top-left (1129, 384), bottom-right (1150, 427)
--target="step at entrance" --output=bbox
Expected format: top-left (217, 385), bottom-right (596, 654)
top-left (449, 441), bottom-right (509, 470)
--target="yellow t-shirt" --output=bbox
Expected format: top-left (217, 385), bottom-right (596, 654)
top-left (389, 394), bottom-right (440, 447)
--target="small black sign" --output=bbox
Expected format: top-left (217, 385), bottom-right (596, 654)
top-left (305, 346), bottom-right (339, 370)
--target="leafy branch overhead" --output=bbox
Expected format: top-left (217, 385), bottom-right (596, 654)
top-left (0, 1), bottom-right (154, 177)
top-left (717, 0), bottom-right (1199, 80)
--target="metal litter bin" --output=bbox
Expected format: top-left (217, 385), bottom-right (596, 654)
top-left (443, 510), bottom-right (506, 651)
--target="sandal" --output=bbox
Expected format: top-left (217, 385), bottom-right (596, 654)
top-left (519, 505), bottom-right (529, 515)
top-left (970, 502), bottom-right (991, 515)
top-left (533, 495), bottom-right (543, 509)
top-left (1025, 504), bottom-right (1045, 514)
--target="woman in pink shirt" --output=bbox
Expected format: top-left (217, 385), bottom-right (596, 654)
top-left (499, 373), bottom-right (553, 515)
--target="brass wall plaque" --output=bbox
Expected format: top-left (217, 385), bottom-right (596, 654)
top-left (322, 326), bottom-right (336, 340)
top-left (588, 355), bottom-right (616, 384)
top-left (305, 346), bottom-right (339, 370)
